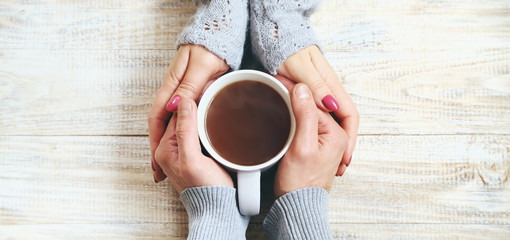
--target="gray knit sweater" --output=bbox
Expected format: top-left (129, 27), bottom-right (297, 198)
top-left (177, 0), bottom-right (321, 72)
top-left (250, 0), bottom-right (322, 74)
top-left (177, 0), bottom-right (249, 69)
top-left (181, 186), bottom-right (333, 239)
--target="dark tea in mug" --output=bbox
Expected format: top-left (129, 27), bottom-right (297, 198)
top-left (206, 80), bottom-right (291, 166)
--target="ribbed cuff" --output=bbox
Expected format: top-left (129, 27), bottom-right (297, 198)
top-left (250, 0), bottom-right (323, 74)
top-left (178, 0), bottom-right (248, 70)
top-left (263, 187), bottom-right (333, 240)
top-left (181, 186), bottom-right (250, 240)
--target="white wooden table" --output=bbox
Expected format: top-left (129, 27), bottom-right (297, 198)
top-left (1, 0), bottom-right (509, 239)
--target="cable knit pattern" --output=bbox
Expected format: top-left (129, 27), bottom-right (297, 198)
top-left (250, 0), bottom-right (323, 74)
top-left (180, 186), bottom-right (250, 240)
top-left (263, 187), bottom-right (333, 240)
top-left (178, 0), bottom-right (249, 70)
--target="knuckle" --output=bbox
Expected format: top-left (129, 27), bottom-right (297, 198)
top-left (164, 69), bottom-right (182, 88)
top-left (158, 147), bottom-right (180, 171)
top-left (323, 72), bottom-right (339, 85)
top-left (147, 112), bottom-right (160, 124)
top-left (308, 79), bottom-right (328, 94)
top-left (303, 107), bottom-right (317, 116)
top-left (147, 114), bottom-right (156, 124)
top-left (177, 81), bottom-right (199, 98)
top-left (154, 148), bottom-right (173, 169)
top-left (175, 127), bottom-right (192, 140)
top-left (291, 145), bottom-right (317, 160)
top-left (300, 107), bottom-right (317, 120)
top-left (216, 61), bottom-right (229, 73)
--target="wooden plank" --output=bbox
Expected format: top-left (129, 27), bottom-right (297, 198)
top-left (0, 49), bottom-right (508, 135)
top-left (1, 135), bottom-right (508, 226)
top-left (314, 0), bottom-right (510, 52)
top-left (0, 1), bottom-right (194, 50)
top-left (0, 49), bottom-right (171, 136)
top-left (0, 223), bottom-right (267, 239)
top-left (330, 224), bottom-right (510, 239)
top-left (1, 0), bottom-right (508, 51)
top-left (0, 224), bottom-right (509, 239)
top-left (330, 135), bottom-right (510, 225)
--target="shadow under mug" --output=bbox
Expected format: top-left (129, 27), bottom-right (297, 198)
top-left (197, 70), bottom-right (296, 216)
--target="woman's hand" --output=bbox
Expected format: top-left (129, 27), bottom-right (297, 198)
top-left (278, 45), bottom-right (359, 175)
top-left (274, 81), bottom-right (348, 198)
top-left (154, 98), bottom-right (233, 193)
top-left (149, 44), bottom-right (229, 182)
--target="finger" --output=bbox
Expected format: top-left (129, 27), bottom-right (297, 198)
top-left (149, 47), bottom-right (190, 175)
top-left (289, 83), bottom-right (319, 155)
top-left (153, 152), bottom-right (167, 183)
top-left (154, 114), bottom-right (178, 182)
top-left (279, 53), bottom-right (339, 112)
top-left (175, 98), bottom-right (202, 162)
top-left (273, 74), bottom-right (296, 93)
top-left (317, 110), bottom-right (348, 177)
top-left (336, 163), bottom-right (347, 176)
top-left (339, 115), bottom-right (358, 167)
top-left (166, 47), bottom-right (227, 112)
top-left (311, 51), bottom-right (359, 168)
top-left (320, 77), bottom-right (359, 168)
top-left (198, 79), bottom-right (217, 101)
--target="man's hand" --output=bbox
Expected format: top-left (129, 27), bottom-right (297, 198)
top-left (274, 82), bottom-right (348, 198)
top-left (154, 98), bottom-right (233, 193)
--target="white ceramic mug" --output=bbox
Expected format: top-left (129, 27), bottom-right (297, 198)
top-left (197, 70), bottom-right (296, 216)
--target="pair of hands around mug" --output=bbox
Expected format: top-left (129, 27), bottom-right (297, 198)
top-left (149, 44), bottom-right (359, 182)
top-left (154, 82), bottom-right (347, 196)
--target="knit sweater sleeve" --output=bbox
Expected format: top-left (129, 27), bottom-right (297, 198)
top-left (263, 187), bottom-right (333, 240)
top-left (250, 0), bottom-right (322, 74)
top-left (180, 186), bottom-right (250, 240)
top-left (177, 0), bottom-right (249, 70)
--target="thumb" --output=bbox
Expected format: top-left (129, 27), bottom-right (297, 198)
top-left (175, 98), bottom-right (201, 160)
top-left (289, 84), bottom-right (318, 153)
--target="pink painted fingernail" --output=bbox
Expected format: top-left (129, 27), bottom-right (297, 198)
top-left (321, 95), bottom-right (339, 111)
top-left (166, 95), bottom-right (182, 112)
top-left (346, 156), bottom-right (352, 167)
top-left (154, 176), bottom-right (158, 183)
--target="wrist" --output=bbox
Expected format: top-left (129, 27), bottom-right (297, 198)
top-left (180, 186), bottom-right (250, 239)
top-left (264, 187), bottom-right (333, 239)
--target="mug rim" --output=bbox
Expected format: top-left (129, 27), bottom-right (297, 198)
top-left (197, 70), bottom-right (296, 172)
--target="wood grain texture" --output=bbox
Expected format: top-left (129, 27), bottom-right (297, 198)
top-left (1, 136), bottom-right (508, 234)
top-left (1, 0), bottom-right (509, 135)
top-left (0, 49), bottom-right (508, 135)
top-left (0, 224), bottom-right (509, 240)
top-left (1, 0), bottom-right (509, 51)
top-left (1, 0), bottom-right (510, 239)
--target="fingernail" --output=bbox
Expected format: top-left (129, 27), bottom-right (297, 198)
top-left (179, 99), bottom-right (192, 116)
top-left (339, 163), bottom-right (347, 176)
top-left (346, 155), bottom-right (352, 167)
top-left (321, 95), bottom-right (339, 111)
top-left (151, 161), bottom-right (155, 171)
top-left (166, 95), bottom-right (182, 112)
top-left (154, 176), bottom-right (158, 183)
top-left (296, 84), bottom-right (310, 99)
